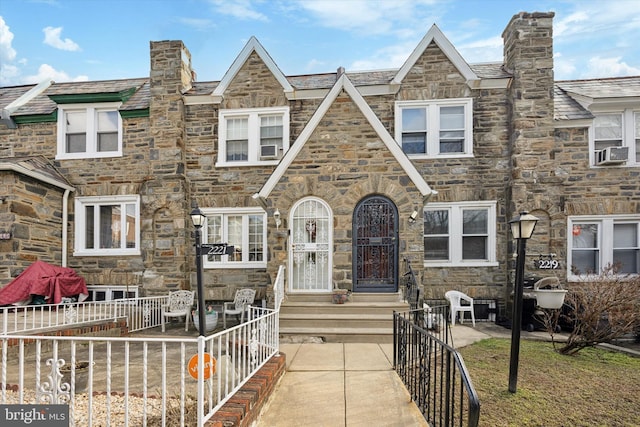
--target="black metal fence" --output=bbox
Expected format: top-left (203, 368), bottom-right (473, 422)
top-left (393, 309), bottom-right (480, 427)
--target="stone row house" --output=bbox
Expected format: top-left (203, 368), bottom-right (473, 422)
top-left (1, 12), bottom-right (639, 320)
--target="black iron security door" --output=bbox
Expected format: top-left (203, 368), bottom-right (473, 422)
top-left (352, 195), bottom-right (398, 292)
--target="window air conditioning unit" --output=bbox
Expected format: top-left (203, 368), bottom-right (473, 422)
top-left (260, 144), bottom-right (279, 159)
top-left (596, 146), bottom-right (628, 165)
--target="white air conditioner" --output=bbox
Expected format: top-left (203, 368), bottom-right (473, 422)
top-left (260, 144), bottom-right (279, 159)
top-left (596, 146), bottom-right (628, 165)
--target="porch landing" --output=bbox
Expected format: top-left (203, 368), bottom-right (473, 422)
top-left (279, 292), bottom-right (409, 343)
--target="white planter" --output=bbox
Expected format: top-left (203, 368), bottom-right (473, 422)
top-left (192, 311), bottom-right (218, 333)
top-left (532, 289), bottom-right (567, 309)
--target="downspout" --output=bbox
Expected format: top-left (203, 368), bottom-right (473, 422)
top-left (62, 189), bottom-right (71, 267)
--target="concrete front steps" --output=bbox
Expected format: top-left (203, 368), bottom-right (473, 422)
top-left (279, 292), bottom-right (409, 343)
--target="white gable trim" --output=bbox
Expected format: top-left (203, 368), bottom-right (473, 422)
top-left (392, 24), bottom-right (478, 86)
top-left (255, 74), bottom-right (436, 200)
top-left (212, 36), bottom-right (293, 101)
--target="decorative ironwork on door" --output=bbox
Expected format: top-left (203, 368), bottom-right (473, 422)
top-left (353, 196), bottom-right (398, 292)
top-left (290, 198), bottom-right (332, 292)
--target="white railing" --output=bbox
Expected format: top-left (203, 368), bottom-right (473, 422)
top-left (0, 307), bottom-right (280, 426)
top-left (273, 265), bottom-right (285, 311)
top-left (1, 296), bottom-right (168, 335)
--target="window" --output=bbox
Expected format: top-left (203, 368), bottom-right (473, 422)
top-left (591, 109), bottom-right (639, 166)
top-left (217, 107), bottom-right (289, 166)
top-left (57, 103), bottom-right (122, 159)
top-left (569, 216), bottom-right (640, 276)
top-left (395, 98), bottom-right (473, 158)
top-left (423, 201), bottom-right (496, 266)
top-left (202, 207), bottom-right (267, 268)
top-left (74, 196), bottom-right (140, 256)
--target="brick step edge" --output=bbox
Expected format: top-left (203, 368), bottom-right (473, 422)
top-left (206, 352), bottom-right (286, 427)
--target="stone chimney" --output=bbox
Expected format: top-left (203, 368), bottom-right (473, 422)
top-left (502, 12), bottom-right (555, 208)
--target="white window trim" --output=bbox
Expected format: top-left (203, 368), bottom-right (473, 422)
top-left (73, 195), bottom-right (140, 256)
top-left (567, 215), bottom-right (640, 280)
top-left (201, 207), bottom-right (267, 269)
top-left (216, 106), bottom-right (290, 167)
top-left (423, 201), bottom-right (497, 267)
top-left (56, 102), bottom-right (123, 160)
top-left (589, 107), bottom-right (640, 167)
top-left (394, 98), bottom-right (473, 159)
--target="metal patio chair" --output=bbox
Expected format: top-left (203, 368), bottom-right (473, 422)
top-left (161, 290), bottom-right (195, 332)
top-left (223, 288), bottom-right (256, 328)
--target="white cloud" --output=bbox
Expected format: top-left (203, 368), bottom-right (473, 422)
top-left (177, 17), bottom-right (216, 31)
top-left (304, 58), bottom-right (326, 73)
top-left (583, 56), bottom-right (640, 79)
top-left (0, 16), bottom-right (17, 62)
top-left (23, 63), bottom-right (88, 84)
top-left (296, 0), bottom-right (439, 37)
top-left (458, 35), bottom-right (503, 64)
top-left (552, 52), bottom-right (577, 81)
top-left (43, 26), bottom-right (80, 51)
top-left (208, 0), bottom-right (268, 21)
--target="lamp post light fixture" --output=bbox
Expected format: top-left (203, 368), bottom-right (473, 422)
top-left (190, 206), bottom-right (207, 337)
top-left (508, 211), bottom-right (539, 393)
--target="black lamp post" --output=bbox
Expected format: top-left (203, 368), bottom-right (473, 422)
top-left (190, 206), bottom-right (207, 337)
top-left (508, 211), bottom-right (539, 393)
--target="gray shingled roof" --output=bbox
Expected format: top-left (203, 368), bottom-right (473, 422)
top-left (556, 76), bottom-right (640, 99)
top-left (0, 156), bottom-right (74, 190)
top-left (553, 85), bottom-right (593, 121)
top-left (0, 78), bottom-right (148, 117)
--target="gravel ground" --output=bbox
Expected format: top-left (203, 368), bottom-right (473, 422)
top-left (2, 389), bottom-right (200, 426)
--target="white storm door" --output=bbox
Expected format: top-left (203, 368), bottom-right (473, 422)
top-left (289, 198), bottom-right (332, 292)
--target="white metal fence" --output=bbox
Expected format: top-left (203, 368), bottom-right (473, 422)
top-left (1, 306), bottom-right (280, 426)
top-left (1, 296), bottom-right (168, 335)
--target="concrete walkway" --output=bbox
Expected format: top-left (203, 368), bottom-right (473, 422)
top-left (256, 342), bottom-right (429, 427)
top-left (255, 322), bottom-right (579, 427)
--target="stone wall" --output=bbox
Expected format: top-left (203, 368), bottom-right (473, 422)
top-left (0, 172), bottom-right (66, 281)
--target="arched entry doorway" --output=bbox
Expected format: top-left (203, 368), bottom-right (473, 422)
top-left (352, 195), bottom-right (398, 293)
top-left (289, 197), bottom-right (333, 292)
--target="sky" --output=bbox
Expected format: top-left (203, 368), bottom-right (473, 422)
top-left (1, 0), bottom-right (640, 87)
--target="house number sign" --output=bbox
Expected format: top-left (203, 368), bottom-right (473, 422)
top-left (534, 254), bottom-right (560, 270)
top-left (201, 243), bottom-right (234, 256)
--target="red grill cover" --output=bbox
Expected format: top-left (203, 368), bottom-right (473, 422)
top-left (0, 261), bottom-right (89, 305)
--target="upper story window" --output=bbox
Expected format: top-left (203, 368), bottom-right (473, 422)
top-left (569, 216), bottom-right (640, 277)
top-left (591, 109), bottom-right (639, 166)
top-left (57, 103), bottom-right (123, 160)
top-left (423, 201), bottom-right (497, 267)
top-left (74, 195), bottom-right (140, 256)
top-left (395, 98), bottom-right (473, 158)
top-left (217, 107), bottom-right (289, 167)
top-left (202, 207), bottom-right (267, 268)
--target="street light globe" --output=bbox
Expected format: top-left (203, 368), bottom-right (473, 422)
top-left (190, 207), bottom-right (206, 229)
top-left (509, 211), bottom-right (539, 240)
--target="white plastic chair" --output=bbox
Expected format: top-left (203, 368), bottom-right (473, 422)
top-left (161, 290), bottom-right (195, 332)
top-left (223, 289), bottom-right (256, 328)
top-left (445, 290), bottom-right (476, 327)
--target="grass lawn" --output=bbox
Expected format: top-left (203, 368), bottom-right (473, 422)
top-left (458, 338), bottom-right (640, 427)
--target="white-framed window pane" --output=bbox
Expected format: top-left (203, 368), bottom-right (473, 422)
top-left (227, 140), bottom-right (248, 161)
top-left (462, 209), bottom-right (488, 260)
top-left (402, 133), bottom-right (426, 154)
top-left (260, 115), bottom-right (283, 145)
top-left (227, 215), bottom-right (243, 262)
top-left (248, 214), bottom-right (264, 262)
top-left (65, 110), bottom-right (87, 153)
top-left (125, 204), bottom-right (136, 248)
top-left (635, 113), bottom-right (640, 162)
top-left (594, 114), bottom-right (623, 150)
top-left (206, 215), bottom-right (223, 262)
top-left (440, 106), bottom-right (465, 153)
top-left (424, 210), bottom-right (449, 260)
top-left (97, 110), bottom-right (118, 152)
top-left (402, 108), bottom-right (426, 130)
top-left (85, 206), bottom-right (94, 249)
top-left (571, 223), bottom-right (599, 274)
top-left (613, 223), bottom-right (639, 274)
top-left (227, 118), bottom-right (248, 140)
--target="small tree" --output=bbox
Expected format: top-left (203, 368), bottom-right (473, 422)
top-left (540, 265), bottom-right (640, 355)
